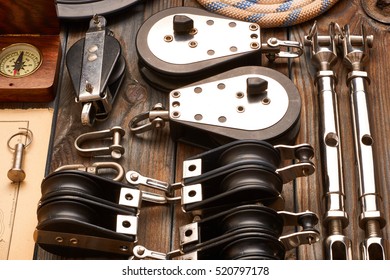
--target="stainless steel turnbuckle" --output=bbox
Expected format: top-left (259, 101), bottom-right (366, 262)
top-left (305, 21), bottom-right (352, 260)
top-left (339, 24), bottom-right (387, 260)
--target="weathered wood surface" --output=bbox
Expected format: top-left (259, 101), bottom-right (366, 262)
top-left (35, 0), bottom-right (390, 260)
top-left (0, 0), bottom-right (59, 35)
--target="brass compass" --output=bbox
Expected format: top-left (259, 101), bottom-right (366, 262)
top-left (0, 43), bottom-right (43, 78)
top-left (0, 0), bottom-right (60, 102)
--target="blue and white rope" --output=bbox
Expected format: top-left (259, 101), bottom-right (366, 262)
top-left (196, 0), bottom-right (339, 28)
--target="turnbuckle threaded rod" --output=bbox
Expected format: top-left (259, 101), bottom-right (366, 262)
top-left (305, 22), bottom-right (352, 260)
top-left (339, 24), bottom-right (387, 260)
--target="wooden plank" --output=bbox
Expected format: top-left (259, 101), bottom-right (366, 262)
top-left (0, 0), bottom-right (59, 35)
top-left (262, 27), bottom-right (300, 261)
top-left (357, 2), bottom-right (390, 260)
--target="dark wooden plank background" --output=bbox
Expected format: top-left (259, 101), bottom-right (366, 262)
top-left (34, 0), bottom-right (390, 260)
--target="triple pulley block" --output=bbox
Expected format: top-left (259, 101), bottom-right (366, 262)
top-left (127, 140), bottom-right (315, 212)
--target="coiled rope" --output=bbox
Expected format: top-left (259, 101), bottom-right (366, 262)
top-left (196, 0), bottom-right (339, 28)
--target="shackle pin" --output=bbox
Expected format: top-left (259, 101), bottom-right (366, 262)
top-left (7, 128), bottom-right (33, 183)
top-left (74, 126), bottom-right (125, 159)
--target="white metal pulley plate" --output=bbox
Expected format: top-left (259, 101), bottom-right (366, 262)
top-left (129, 66), bottom-right (302, 147)
top-left (168, 66), bottom-right (301, 146)
top-left (147, 13), bottom-right (260, 65)
top-left (169, 73), bottom-right (288, 131)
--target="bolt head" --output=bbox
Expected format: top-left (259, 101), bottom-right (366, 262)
top-left (7, 168), bottom-right (25, 183)
top-left (173, 15), bottom-right (194, 34)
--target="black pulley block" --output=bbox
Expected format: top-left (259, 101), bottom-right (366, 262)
top-left (34, 170), bottom-right (140, 258)
top-left (168, 66), bottom-right (302, 147)
top-left (135, 7), bottom-right (303, 91)
top-left (130, 66), bottom-right (302, 148)
top-left (56, 0), bottom-right (141, 20)
top-left (181, 205), bottom-right (286, 260)
top-left (66, 15), bottom-right (126, 126)
top-left (136, 7), bottom-right (261, 91)
top-left (180, 140), bottom-right (284, 213)
top-left (66, 36), bottom-right (125, 97)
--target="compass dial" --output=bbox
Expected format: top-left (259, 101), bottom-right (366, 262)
top-left (0, 43), bottom-right (43, 78)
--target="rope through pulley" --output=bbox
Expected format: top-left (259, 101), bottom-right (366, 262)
top-left (196, 0), bottom-right (340, 28)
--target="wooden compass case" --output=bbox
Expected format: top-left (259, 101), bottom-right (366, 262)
top-left (0, 0), bottom-right (61, 102)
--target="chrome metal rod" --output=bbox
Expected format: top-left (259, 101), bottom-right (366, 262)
top-left (340, 24), bottom-right (387, 260)
top-left (306, 22), bottom-right (352, 260)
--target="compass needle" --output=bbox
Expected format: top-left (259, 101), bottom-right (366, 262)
top-left (12, 51), bottom-right (25, 76)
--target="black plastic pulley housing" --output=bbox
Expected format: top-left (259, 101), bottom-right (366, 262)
top-left (136, 7), bottom-right (303, 91)
top-left (130, 66), bottom-right (302, 148)
top-left (136, 6), bottom-right (260, 91)
top-left (56, 0), bottom-right (141, 20)
top-left (169, 66), bottom-right (301, 147)
top-left (66, 15), bottom-right (126, 126)
top-left (34, 170), bottom-right (141, 258)
top-left (175, 204), bottom-right (320, 260)
top-left (126, 139), bottom-right (318, 259)
top-left (127, 139), bottom-right (315, 214)
top-left (180, 205), bottom-right (286, 260)
top-left (180, 140), bottom-right (285, 213)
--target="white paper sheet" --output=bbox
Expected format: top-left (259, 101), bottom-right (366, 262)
top-left (0, 109), bottom-right (53, 259)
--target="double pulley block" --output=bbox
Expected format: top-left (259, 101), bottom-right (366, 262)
top-left (34, 140), bottom-right (319, 259)
top-left (128, 140), bottom-right (315, 212)
top-left (136, 7), bottom-right (303, 91)
top-left (66, 15), bottom-right (126, 126)
top-left (135, 205), bottom-right (318, 260)
top-left (34, 171), bottom-right (141, 258)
